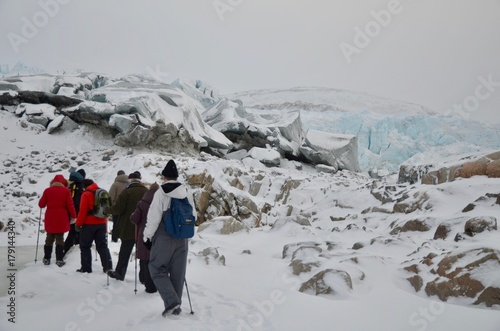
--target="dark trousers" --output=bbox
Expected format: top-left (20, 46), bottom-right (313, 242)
top-left (149, 226), bottom-right (188, 308)
top-left (63, 224), bottom-right (80, 255)
top-left (140, 259), bottom-right (157, 292)
top-left (79, 224), bottom-right (112, 273)
top-left (114, 239), bottom-right (135, 279)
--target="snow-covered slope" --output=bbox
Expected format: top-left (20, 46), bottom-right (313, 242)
top-left (1, 104), bottom-right (500, 331)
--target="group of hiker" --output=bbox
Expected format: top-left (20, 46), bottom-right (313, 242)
top-left (37, 159), bottom-right (196, 316)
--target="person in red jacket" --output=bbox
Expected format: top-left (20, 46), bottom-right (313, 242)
top-left (38, 174), bottom-right (77, 267)
top-left (75, 179), bottom-right (113, 273)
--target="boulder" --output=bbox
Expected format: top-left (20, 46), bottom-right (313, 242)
top-left (390, 219), bottom-right (431, 235)
top-left (299, 269), bottom-right (353, 297)
top-left (433, 223), bottom-right (451, 240)
top-left (197, 216), bottom-right (249, 235)
top-left (464, 216), bottom-right (497, 236)
top-left (299, 129), bottom-right (359, 172)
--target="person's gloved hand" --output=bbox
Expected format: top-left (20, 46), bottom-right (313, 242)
top-left (143, 239), bottom-right (152, 250)
top-left (75, 225), bottom-right (82, 232)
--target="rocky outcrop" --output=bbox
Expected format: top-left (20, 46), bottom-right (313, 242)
top-left (399, 151), bottom-right (500, 184)
top-left (404, 248), bottom-right (500, 306)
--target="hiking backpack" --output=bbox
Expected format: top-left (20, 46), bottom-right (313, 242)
top-left (163, 197), bottom-right (196, 238)
top-left (88, 188), bottom-right (112, 218)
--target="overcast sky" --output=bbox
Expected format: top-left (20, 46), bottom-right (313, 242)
top-left (1, 0), bottom-right (499, 123)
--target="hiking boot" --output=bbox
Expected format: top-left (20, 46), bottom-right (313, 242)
top-left (56, 260), bottom-right (65, 267)
top-left (162, 302), bottom-right (181, 317)
top-left (107, 270), bottom-right (124, 281)
top-left (43, 246), bottom-right (52, 265)
top-left (76, 268), bottom-right (92, 273)
top-left (172, 307), bottom-right (182, 316)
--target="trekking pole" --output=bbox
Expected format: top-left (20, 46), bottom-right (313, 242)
top-left (184, 279), bottom-right (194, 315)
top-left (106, 222), bottom-right (110, 286)
top-left (34, 208), bottom-right (42, 263)
top-left (134, 225), bottom-right (138, 295)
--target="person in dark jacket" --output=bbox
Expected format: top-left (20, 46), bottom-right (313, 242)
top-left (109, 170), bottom-right (128, 242)
top-left (38, 174), bottom-right (77, 267)
top-left (75, 179), bottom-right (113, 273)
top-left (130, 183), bottom-right (159, 293)
top-left (106, 172), bottom-right (147, 281)
top-left (63, 171), bottom-right (85, 257)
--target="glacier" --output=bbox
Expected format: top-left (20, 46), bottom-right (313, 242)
top-left (232, 87), bottom-right (500, 173)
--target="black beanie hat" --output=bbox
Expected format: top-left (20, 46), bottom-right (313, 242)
top-left (128, 172), bottom-right (140, 180)
top-left (82, 179), bottom-right (94, 188)
top-left (161, 160), bottom-right (178, 179)
top-left (77, 169), bottom-right (86, 179)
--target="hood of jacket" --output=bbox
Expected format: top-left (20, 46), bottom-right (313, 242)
top-left (160, 180), bottom-right (187, 199)
top-left (51, 174), bottom-right (68, 187)
top-left (85, 182), bottom-right (100, 192)
top-left (115, 174), bottom-right (129, 184)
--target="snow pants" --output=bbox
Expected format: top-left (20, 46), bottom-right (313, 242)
top-left (149, 226), bottom-right (188, 309)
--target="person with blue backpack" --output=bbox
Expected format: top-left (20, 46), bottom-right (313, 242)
top-left (143, 159), bottom-right (196, 317)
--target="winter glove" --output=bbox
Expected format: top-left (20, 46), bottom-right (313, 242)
top-left (143, 239), bottom-right (152, 250)
top-left (75, 225), bottom-right (82, 232)
top-left (70, 218), bottom-right (76, 224)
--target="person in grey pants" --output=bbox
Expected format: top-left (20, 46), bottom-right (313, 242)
top-left (143, 159), bottom-right (196, 317)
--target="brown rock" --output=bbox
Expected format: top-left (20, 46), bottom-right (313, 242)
top-left (299, 269), bottom-right (353, 296)
top-left (425, 274), bottom-right (485, 301)
top-left (421, 253), bottom-right (438, 266)
top-left (433, 223), bottom-right (451, 240)
top-left (464, 217), bottom-right (497, 236)
top-left (458, 159), bottom-right (489, 178)
top-left (407, 275), bottom-right (423, 292)
top-left (404, 264), bottom-right (420, 274)
top-left (462, 203), bottom-right (475, 212)
top-left (473, 287), bottom-right (500, 307)
top-left (289, 260), bottom-right (320, 276)
top-left (486, 160), bottom-right (500, 178)
top-left (390, 219), bottom-right (430, 235)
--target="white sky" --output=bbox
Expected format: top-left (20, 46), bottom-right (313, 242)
top-left (1, 0), bottom-right (500, 123)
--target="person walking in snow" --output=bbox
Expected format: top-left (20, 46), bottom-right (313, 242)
top-left (38, 174), bottom-right (77, 267)
top-left (63, 170), bottom-right (85, 257)
top-left (75, 179), bottom-right (113, 273)
top-left (106, 172), bottom-right (147, 281)
top-left (143, 160), bottom-right (196, 316)
top-left (109, 170), bottom-right (128, 242)
top-left (130, 182), bottom-right (160, 293)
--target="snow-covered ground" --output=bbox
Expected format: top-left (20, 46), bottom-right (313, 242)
top-left (1, 102), bottom-right (500, 331)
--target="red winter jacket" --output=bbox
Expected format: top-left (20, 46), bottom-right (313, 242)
top-left (38, 174), bottom-right (76, 234)
top-left (76, 182), bottom-right (108, 227)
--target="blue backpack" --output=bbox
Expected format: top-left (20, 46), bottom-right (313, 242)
top-left (163, 197), bottom-right (196, 238)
